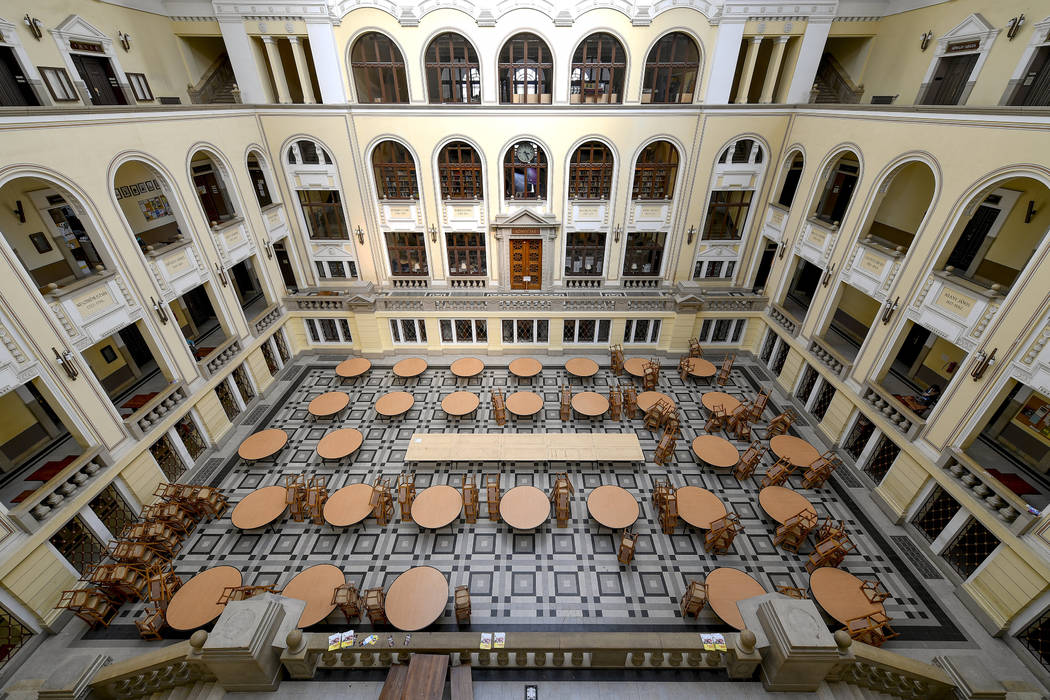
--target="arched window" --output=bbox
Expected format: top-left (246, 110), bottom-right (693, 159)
top-left (813, 152), bottom-right (860, 225)
top-left (503, 141), bottom-right (547, 200)
top-left (701, 138), bottom-right (765, 242)
top-left (425, 33), bottom-right (481, 104)
top-left (288, 139), bottom-right (332, 165)
top-left (499, 33), bottom-right (553, 104)
top-left (777, 152), bottom-right (804, 207)
top-left (246, 152), bottom-right (273, 208)
top-left (631, 141), bottom-right (679, 200)
top-left (190, 151), bottom-right (237, 225)
top-left (642, 33), bottom-right (699, 104)
top-left (438, 141), bottom-right (483, 200)
top-left (351, 32), bottom-right (408, 104)
top-left (372, 141), bottom-right (418, 200)
top-left (570, 33), bottom-right (626, 104)
top-left (567, 141), bottom-right (614, 200)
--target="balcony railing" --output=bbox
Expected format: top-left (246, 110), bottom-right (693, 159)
top-left (199, 337), bottom-right (241, 377)
top-left (250, 303), bottom-right (283, 335)
top-left (912, 270), bottom-right (1005, 346)
top-left (840, 236), bottom-right (905, 300)
top-left (809, 337), bottom-right (851, 379)
top-left (940, 448), bottom-right (1037, 533)
top-left (9, 448), bottom-right (105, 530)
top-left (123, 382), bottom-right (189, 438)
top-left (860, 382), bottom-right (925, 440)
top-left (767, 302), bottom-right (799, 337)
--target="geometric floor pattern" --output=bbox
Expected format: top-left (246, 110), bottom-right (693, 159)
top-left (87, 355), bottom-right (965, 643)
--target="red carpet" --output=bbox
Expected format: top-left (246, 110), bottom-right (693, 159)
top-left (10, 489), bottom-right (36, 504)
top-left (26, 454), bottom-right (76, 482)
top-left (987, 468), bottom-right (1039, 496)
top-left (121, 392), bottom-right (159, 411)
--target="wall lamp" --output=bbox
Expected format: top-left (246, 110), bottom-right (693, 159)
top-left (970, 347), bottom-right (997, 380)
top-left (881, 296), bottom-right (899, 325)
top-left (429, 224), bottom-right (437, 243)
top-left (213, 262), bottom-right (228, 287)
top-left (1007, 15), bottom-right (1026, 41)
top-left (52, 346), bottom-right (79, 380)
top-left (821, 262), bottom-right (836, 287)
top-left (354, 225), bottom-right (365, 245)
top-left (686, 225), bottom-right (697, 245)
top-left (920, 30), bottom-right (933, 51)
top-left (24, 14), bottom-right (43, 40)
top-left (150, 296), bottom-right (169, 324)
top-left (613, 224), bottom-right (622, 243)
top-left (1026, 200), bottom-right (1038, 223)
top-left (11, 200), bottom-right (25, 224)
top-left (261, 236), bottom-right (273, 259)
top-left (117, 30), bottom-right (131, 52)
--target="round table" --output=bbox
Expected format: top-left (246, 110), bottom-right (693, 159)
top-left (385, 566), bottom-right (449, 632)
top-left (759, 486), bottom-right (817, 524)
top-left (282, 564), bottom-right (346, 628)
top-left (165, 566), bottom-right (242, 631)
top-left (702, 392), bottom-right (742, 413)
top-left (317, 428), bottom-right (364, 460)
top-left (691, 435), bottom-right (740, 469)
top-left (335, 357), bottom-right (371, 379)
top-left (393, 358), bottom-right (428, 378)
top-left (500, 486), bottom-right (551, 529)
top-left (572, 392), bottom-right (609, 417)
top-left (810, 567), bottom-right (885, 626)
top-left (450, 357), bottom-right (484, 378)
top-left (237, 429), bottom-right (288, 461)
top-left (565, 358), bottom-right (599, 378)
top-left (231, 486), bottom-right (287, 529)
top-left (637, 391), bottom-right (674, 413)
top-left (442, 391), bottom-right (480, 417)
top-left (505, 391), bottom-right (543, 417)
top-left (509, 358), bottom-right (542, 378)
top-left (586, 485), bottom-right (639, 529)
top-left (308, 391), bottom-right (350, 418)
top-left (676, 487), bottom-right (728, 529)
top-left (323, 483), bottom-right (375, 527)
top-left (376, 391), bottom-right (415, 417)
top-left (623, 357), bottom-right (650, 377)
top-left (770, 435), bottom-right (822, 467)
top-left (412, 485), bottom-right (462, 529)
top-left (706, 568), bottom-right (766, 630)
top-left (685, 358), bottom-right (717, 379)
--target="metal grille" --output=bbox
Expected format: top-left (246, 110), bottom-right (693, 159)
top-left (771, 343), bottom-right (789, 376)
top-left (795, 365), bottom-right (818, 402)
top-left (216, 381), bottom-right (240, 422)
top-left (0, 605), bottom-right (32, 672)
top-left (812, 382), bottom-right (835, 421)
top-left (261, 341), bottom-right (279, 376)
top-left (843, 416), bottom-right (876, 460)
top-left (863, 435), bottom-right (901, 485)
top-left (274, 331), bottom-right (290, 363)
top-left (150, 434), bottom-right (186, 481)
top-left (1018, 606), bottom-right (1050, 673)
top-left (49, 517), bottom-right (105, 575)
top-left (175, 415), bottom-right (206, 460)
top-left (233, 365), bottom-right (255, 404)
top-left (454, 319), bottom-right (474, 341)
top-left (760, 330), bottom-right (776, 363)
top-left (912, 486), bottom-right (961, 543)
top-left (89, 484), bottom-right (135, 538)
top-left (942, 518), bottom-right (999, 579)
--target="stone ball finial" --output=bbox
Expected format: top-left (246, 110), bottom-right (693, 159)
top-left (738, 629), bottom-right (757, 653)
top-left (287, 628), bottom-right (304, 652)
top-left (834, 630), bottom-right (852, 652)
top-left (189, 630), bottom-right (208, 650)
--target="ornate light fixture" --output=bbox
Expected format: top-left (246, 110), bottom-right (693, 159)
top-left (150, 296), bottom-right (169, 324)
top-left (117, 30), bottom-right (131, 51)
top-left (355, 226), bottom-right (365, 245)
top-left (821, 262), bottom-right (836, 287)
top-left (1007, 15), bottom-right (1026, 40)
top-left (214, 262), bottom-right (228, 287)
top-left (613, 224), bottom-right (622, 243)
top-left (24, 14), bottom-right (43, 40)
top-left (429, 224), bottom-right (437, 243)
top-left (881, 296), bottom-right (899, 324)
top-left (686, 225), bottom-right (697, 245)
top-left (920, 30), bottom-right (933, 51)
top-left (52, 347), bottom-right (79, 380)
top-left (970, 348), bottom-right (997, 380)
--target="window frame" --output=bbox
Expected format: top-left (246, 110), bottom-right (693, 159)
top-left (623, 318), bottom-right (662, 344)
top-left (692, 259), bottom-right (736, 280)
top-left (641, 32), bottom-right (700, 104)
top-left (304, 318), bottom-right (354, 344)
top-left (372, 141), bottom-right (418, 200)
top-left (425, 32), bottom-right (481, 104)
top-left (438, 141), bottom-right (484, 200)
top-left (698, 318), bottom-right (747, 344)
top-left (350, 32), bottom-right (409, 104)
top-left (568, 141), bottom-right (614, 200)
top-left (39, 66), bottom-right (78, 102)
top-left (498, 33), bottom-right (554, 103)
top-left (246, 153), bottom-right (273, 208)
top-left (564, 231), bottom-right (606, 277)
top-left (440, 318), bottom-right (488, 343)
top-left (777, 153), bottom-right (805, 208)
top-left (385, 231), bottom-right (429, 276)
top-left (623, 231), bottom-right (666, 276)
top-left (702, 189), bottom-right (754, 241)
top-left (501, 319), bottom-right (549, 344)
top-left (503, 141), bottom-right (548, 201)
top-left (445, 231), bottom-right (487, 276)
top-left (296, 189), bottom-right (349, 240)
top-left (631, 141), bottom-right (679, 200)
top-left (570, 32), bottom-right (626, 104)
top-left (390, 318), bottom-right (427, 344)
top-left (126, 72), bottom-right (154, 101)
top-left (563, 319), bottom-right (611, 344)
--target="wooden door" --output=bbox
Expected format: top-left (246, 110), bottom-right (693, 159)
top-left (0, 47), bottom-right (37, 106)
top-left (510, 238), bottom-right (542, 290)
top-left (1012, 46), bottom-right (1050, 106)
top-left (922, 53), bottom-right (978, 105)
top-left (192, 170), bottom-right (231, 225)
top-left (71, 54), bottom-right (125, 105)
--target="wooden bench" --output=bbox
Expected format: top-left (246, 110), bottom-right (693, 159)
top-left (378, 663), bottom-right (408, 700)
top-left (451, 663), bottom-right (474, 700)
top-left (404, 654), bottom-right (448, 700)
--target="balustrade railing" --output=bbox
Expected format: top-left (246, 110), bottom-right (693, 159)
top-left (941, 448), bottom-right (1038, 533)
top-left (860, 382), bottom-right (925, 440)
top-left (9, 448), bottom-right (105, 529)
top-left (123, 382), bottom-right (189, 438)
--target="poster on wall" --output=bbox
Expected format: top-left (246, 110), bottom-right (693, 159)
top-left (139, 194), bottom-right (173, 222)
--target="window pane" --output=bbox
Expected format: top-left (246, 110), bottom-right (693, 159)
top-left (441, 319), bottom-right (453, 342)
top-left (474, 320), bottom-right (487, 341)
top-left (598, 320), bottom-right (610, 343)
top-left (502, 319), bottom-right (513, 342)
top-left (338, 319), bottom-right (352, 341)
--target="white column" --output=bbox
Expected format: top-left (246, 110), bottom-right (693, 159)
top-left (287, 36), bottom-right (317, 104)
top-left (705, 20), bottom-right (746, 104)
top-left (760, 36), bottom-right (790, 104)
top-left (734, 36), bottom-right (764, 104)
top-left (262, 36), bottom-right (292, 104)
top-left (786, 19), bottom-right (832, 104)
top-left (218, 19), bottom-right (267, 103)
top-left (306, 20), bottom-right (347, 104)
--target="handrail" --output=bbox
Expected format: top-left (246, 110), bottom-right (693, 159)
top-left (8, 448), bottom-right (104, 528)
top-left (830, 637), bottom-right (955, 700)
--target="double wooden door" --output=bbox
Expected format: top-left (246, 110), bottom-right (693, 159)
top-left (510, 238), bottom-right (542, 290)
top-left (71, 54), bottom-right (126, 106)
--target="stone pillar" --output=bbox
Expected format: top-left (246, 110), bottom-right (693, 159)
top-left (261, 36), bottom-right (292, 104)
top-left (218, 19), bottom-right (267, 104)
top-left (734, 37), bottom-right (764, 104)
top-left (786, 19), bottom-right (832, 104)
top-left (760, 37), bottom-right (790, 104)
top-left (287, 37), bottom-right (316, 104)
top-left (305, 20), bottom-right (347, 104)
top-left (705, 20), bottom-right (746, 104)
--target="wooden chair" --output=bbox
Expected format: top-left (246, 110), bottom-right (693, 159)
top-left (688, 338), bottom-right (703, 358)
top-left (559, 385), bottom-right (572, 421)
top-left (306, 475), bottom-right (328, 524)
top-left (141, 502), bottom-right (196, 534)
top-left (659, 492), bottom-right (678, 534)
top-left (492, 389), bottom-right (506, 426)
top-left (121, 522), bottom-right (182, 558)
top-left (663, 408), bottom-right (682, 437)
top-left (617, 530), bottom-right (639, 565)
top-left (332, 583), bottom-right (362, 622)
top-left (773, 509), bottom-right (817, 553)
top-left (610, 344), bottom-right (624, 375)
top-left (677, 355), bottom-right (692, 381)
top-left (56, 588), bottom-right (119, 628)
top-left (715, 354), bottom-right (734, 386)
top-left (844, 612), bottom-right (898, 647)
top-left (643, 399), bottom-right (670, 431)
top-left (704, 513), bottom-right (742, 554)
top-left (462, 474), bottom-right (479, 524)
top-left (805, 534), bottom-right (856, 573)
top-left (550, 473), bottom-right (574, 527)
top-left (621, 382), bottom-right (638, 419)
top-left (764, 410), bottom-right (798, 439)
top-left (109, 540), bottom-right (166, 568)
top-left (817, 517), bottom-right (848, 542)
top-left (397, 472), bottom-right (416, 522)
top-left (454, 585), bottom-right (471, 624)
top-left (652, 477), bottom-right (671, 512)
top-left (654, 427), bottom-right (676, 466)
top-left (217, 584), bottom-right (277, 604)
top-left (748, 391), bottom-right (770, 422)
top-left (370, 477), bottom-right (393, 525)
top-left (801, 452), bottom-right (840, 489)
top-left (485, 474), bottom-right (501, 522)
top-left (642, 359), bottom-right (660, 391)
top-left (680, 580), bottom-right (708, 617)
top-left (734, 441), bottom-right (765, 481)
top-left (776, 585), bottom-right (810, 600)
top-left (285, 474), bottom-right (307, 522)
top-left (704, 405), bottom-right (728, 433)
top-left (145, 565), bottom-right (182, 608)
top-left (727, 403), bottom-right (752, 441)
top-left (860, 578), bottom-right (891, 604)
top-left (760, 457), bottom-right (796, 488)
top-left (608, 385), bottom-right (622, 420)
top-left (364, 587), bottom-right (387, 625)
top-left (135, 604), bottom-right (166, 641)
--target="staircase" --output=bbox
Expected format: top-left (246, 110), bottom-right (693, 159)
top-left (810, 53), bottom-right (864, 104)
top-left (187, 54), bottom-right (239, 105)
top-left (152, 681), bottom-right (225, 699)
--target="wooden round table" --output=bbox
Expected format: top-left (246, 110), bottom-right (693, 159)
top-left (393, 358), bottom-right (428, 378)
top-left (685, 358), bottom-right (717, 379)
top-left (810, 567), bottom-right (885, 626)
top-left (282, 564), bottom-right (345, 628)
top-left (759, 486), bottom-right (817, 524)
top-left (376, 391), bottom-right (415, 417)
top-left (691, 435), bottom-right (740, 469)
top-left (623, 357), bottom-right (650, 377)
top-left (702, 392), bottom-right (741, 413)
top-left (335, 357), bottom-right (371, 379)
top-left (509, 358), bottom-right (542, 378)
top-left (231, 486), bottom-right (287, 529)
top-left (572, 392), bottom-right (609, 417)
top-left (237, 429), bottom-right (288, 461)
top-left (317, 428), bottom-right (364, 460)
top-left (706, 568), bottom-right (766, 630)
top-left (676, 487), bottom-right (728, 529)
top-left (450, 357), bottom-right (484, 378)
top-left (165, 566), bottom-right (242, 631)
top-left (412, 485), bottom-right (463, 529)
top-left (442, 391), bottom-right (480, 417)
top-left (505, 391), bottom-right (543, 417)
top-left (500, 486), bottom-right (551, 529)
top-left (385, 566), bottom-right (449, 632)
top-left (586, 485), bottom-right (639, 529)
top-left (636, 391), bottom-right (674, 413)
top-left (565, 357), bottom-right (599, 378)
top-left (770, 435), bottom-right (822, 467)
top-left (309, 391), bottom-right (350, 418)
top-left (323, 483), bottom-right (375, 527)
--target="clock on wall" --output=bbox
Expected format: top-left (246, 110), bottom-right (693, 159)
top-left (516, 143), bottom-right (536, 163)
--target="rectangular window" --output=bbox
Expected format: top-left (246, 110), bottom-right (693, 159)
top-left (623, 319), bottom-right (661, 344)
top-left (698, 318), bottom-right (746, 344)
top-left (446, 232), bottom-right (487, 276)
top-left (564, 231), bottom-right (606, 276)
top-left (440, 319), bottom-right (487, 343)
top-left (563, 319), bottom-right (611, 344)
top-left (40, 66), bottom-right (77, 101)
top-left (304, 318), bottom-right (353, 344)
top-left (315, 259), bottom-right (357, 280)
top-left (623, 231), bottom-right (666, 275)
top-left (702, 190), bottom-right (753, 240)
top-left (390, 318), bottom-right (427, 344)
top-left (126, 72), bottom-right (154, 101)
top-left (386, 232), bottom-right (428, 275)
top-left (297, 190), bottom-right (348, 239)
top-left (502, 319), bottom-right (548, 344)
top-left (693, 259), bottom-right (737, 280)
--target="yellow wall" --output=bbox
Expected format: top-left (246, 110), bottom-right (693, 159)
top-left (920, 336), bottom-right (966, 385)
top-left (982, 179), bottom-right (1050, 271)
top-left (245, 350), bottom-right (274, 392)
top-left (817, 390), bottom-right (853, 443)
top-left (0, 179), bottom-right (68, 274)
top-left (874, 450), bottom-right (929, 519)
top-left (837, 284), bottom-right (880, 325)
top-left (119, 451), bottom-right (166, 506)
top-left (83, 338), bottom-right (128, 381)
top-left (115, 162), bottom-right (177, 234)
top-left (194, 390), bottom-right (231, 442)
top-left (872, 162), bottom-right (936, 234)
top-left (2, 544), bottom-right (77, 626)
top-left (0, 391), bottom-right (38, 446)
top-left (964, 548), bottom-right (1050, 631)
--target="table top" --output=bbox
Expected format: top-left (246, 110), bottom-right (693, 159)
top-left (636, 391), bottom-right (674, 413)
top-left (809, 567), bottom-right (885, 626)
top-left (572, 391), bottom-right (610, 417)
top-left (281, 564), bottom-right (346, 628)
top-left (335, 357), bottom-right (371, 378)
top-left (385, 566), bottom-right (449, 632)
top-left (702, 392), bottom-right (742, 413)
top-left (165, 566), bottom-right (242, 631)
top-left (412, 485), bottom-right (463, 529)
top-left (676, 486), bottom-right (728, 529)
top-left (316, 428), bottom-right (364, 460)
top-left (442, 391), bottom-right (480, 416)
top-left (623, 357), bottom-right (650, 377)
top-left (691, 435), bottom-right (740, 469)
top-left (686, 358), bottom-right (717, 378)
top-left (376, 391), bottom-right (415, 416)
top-left (231, 485), bottom-right (287, 529)
top-left (450, 357), bottom-right (484, 378)
top-left (706, 567), bottom-right (766, 630)
top-left (586, 485), bottom-right (639, 529)
top-left (505, 391), bottom-right (543, 416)
top-left (500, 486), bottom-right (551, 529)
top-left (565, 357), bottom-right (600, 377)
top-left (323, 483), bottom-right (375, 527)
top-left (309, 391), bottom-right (350, 417)
top-left (770, 435), bottom-right (822, 467)
top-left (237, 429), bottom-right (288, 461)
top-left (404, 433), bottom-right (644, 462)
top-left (759, 486), bottom-right (817, 524)
top-left (393, 358), bottom-right (428, 378)
top-left (509, 357), bottom-right (542, 377)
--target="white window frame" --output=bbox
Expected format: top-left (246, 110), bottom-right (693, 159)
top-left (693, 259), bottom-right (737, 280)
top-left (126, 72), bottom-right (153, 101)
top-left (501, 319), bottom-right (549, 344)
top-left (390, 318), bottom-right (427, 344)
top-left (698, 318), bottom-right (746, 344)
top-left (305, 318), bottom-right (354, 344)
top-left (623, 318), bottom-right (662, 344)
top-left (563, 318), bottom-right (611, 344)
top-left (232, 362), bottom-right (258, 405)
top-left (315, 259), bottom-right (358, 280)
top-left (439, 319), bottom-right (487, 344)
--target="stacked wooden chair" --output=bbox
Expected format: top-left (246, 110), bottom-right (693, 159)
top-left (332, 583), bottom-right (362, 622)
top-left (747, 391), bottom-right (770, 422)
top-left (677, 355), bottom-right (693, 381)
top-left (140, 502), bottom-right (197, 534)
top-left (801, 452), bottom-right (841, 489)
top-left (764, 409), bottom-right (798, 439)
top-left (363, 587), bottom-right (388, 625)
top-left (621, 382), bottom-right (638, 419)
top-left (454, 586), bottom-right (472, 624)
top-left (642, 359), bottom-right (660, 391)
top-left (773, 509), bottom-right (818, 553)
top-left (609, 385), bottom-right (622, 419)
top-left (688, 338), bottom-right (703, 358)
top-left (550, 473), bottom-right (574, 527)
top-left (152, 483), bottom-right (229, 519)
top-left (462, 474), bottom-right (479, 524)
top-left (704, 513), bottom-right (743, 554)
top-left (716, 354), bottom-right (735, 386)
top-left (652, 477), bottom-right (671, 512)
top-left (680, 579), bottom-right (708, 618)
top-left (610, 344), bottom-right (625, 375)
top-left (734, 440), bottom-right (765, 481)
top-left (492, 389), bottom-right (506, 426)
top-left (805, 533), bottom-right (857, 573)
top-left (56, 588), bottom-right (119, 629)
top-left (658, 490), bottom-right (678, 534)
top-left (776, 585), bottom-right (810, 600)
top-left (306, 475), bottom-right (327, 524)
top-left (370, 477), bottom-right (394, 525)
top-left (654, 427), bottom-right (676, 466)
top-left (285, 473), bottom-right (308, 522)
top-left (727, 403), bottom-right (752, 441)
top-left (617, 530), bottom-right (639, 566)
top-left (845, 580), bottom-right (898, 647)
top-left (704, 404), bottom-right (728, 433)
top-left (817, 517), bottom-right (849, 542)
top-left (559, 385), bottom-right (572, 421)
top-left (644, 399), bottom-right (672, 431)
top-left (761, 457), bottom-right (796, 487)
top-left (485, 474), bottom-right (501, 522)
top-left (217, 584), bottom-right (277, 604)
top-left (397, 472), bottom-right (416, 522)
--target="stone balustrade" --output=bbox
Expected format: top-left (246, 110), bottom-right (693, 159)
top-left (90, 634), bottom-right (213, 699)
top-left (9, 448), bottom-right (105, 528)
top-left (251, 304), bottom-right (283, 335)
top-left (564, 277), bottom-right (602, 288)
top-left (124, 382), bottom-right (188, 438)
top-left (825, 634), bottom-right (955, 700)
top-left (200, 337), bottom-right (242, 377)
top-left (767, 303), bottom-right (799, 336)
top-left (391, 278), bottom-right (429, 288)
top-left (861, 383), bottom-right (925, 439)
top-left (449, 277), bottom-right (487, 288)
top-left (809, 337), bottom-right (850, 379)
top-left (941, 448), bottom-right (1037, 533)
top-left (622, 277), bottom-right (661, 288)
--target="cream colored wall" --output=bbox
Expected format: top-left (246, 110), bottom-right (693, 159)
top-left (115, 162), bottom-right (176, 234)
top-left (982, 179), bottom-right (1050, 270)
top-left (0, 179), bottom-right (66, 274)
top-left (83, 337), bottom-right (128, 381)
top-left (964, 547), bottom-right (1050, 632)
top-left (836, 284), bottom-right (880, 325)
top-left (0, 391), bottom-right (38, 446)
top-left (119, 451), bottom-right (166, 506)
top-left (872, 162), bottom-right (936, 234)
top-left (2, 544), bottom-right (76, 626)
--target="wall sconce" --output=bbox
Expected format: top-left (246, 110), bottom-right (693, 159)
top-left (686, 225), bottom-right (697, 245)
top-left (117, 30), bottom-right (131, 52)
top-left (1007, 14), bottom-right (1026, 40)
top-left (1026, 200), bottom-right (1038, 223)
top-left (970, 347), bottom-right (997, 380)
top-left (213, 262), bottom-right (228, 287)
top-left (777, 240), bottom-right (786, 259)
top-left (920, 30), bottom-right (933, 51)
top-left (11, 200), bottom-right (25, 224)
top-left (613, 224), bottom-right (622, 243)
top-left (354, 225), bottom-right (364, 245)
top-left (52, 346), bottom-right (79, 380)
top-left (429, 224), bottom-right (437, 243)
top-left (881, 296), bottom-right (899, 325)
top-left (261, 236), bottom-right (273, 259)
top-left (150, 296), bottom-right (169, 324)
top-left (23, 14), bottom-right (42, 40)
top-left (821, 262), bottom-right (836, 287)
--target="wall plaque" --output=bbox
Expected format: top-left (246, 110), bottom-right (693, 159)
top-left (859, 251), bottom-right (887, 276)
top-left (387, 205), bottom-right (413, 219)
top-left (946, 40), bottom-right (980, 53)
top-left (70, 41), bottom-right (104, 53)
top-left (163, 251), bottom-right (192, 277)
top-left (638, 205), bottom-right (664, 219)
top-left (73, 285), bottom-right (115, 318)
top-left (451, 206), bottom-right (475, 218)
top-left (575, 205), bottom-right (600, 219)
top-left (934, 286), bottom-right (977, 317)
top-left (807, 227), bottom-right (827, 247)
top-left (223, 226), bottom-right (244, 247)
